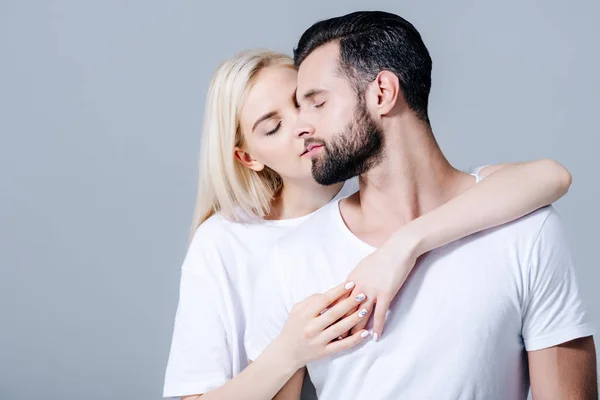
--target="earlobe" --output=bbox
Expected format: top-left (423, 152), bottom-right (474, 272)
top-left (234, 147), bottom-right (265, 172)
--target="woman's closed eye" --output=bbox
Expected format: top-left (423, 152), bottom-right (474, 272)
top-left (265, 121), bottom-right (282, 136)
top-left (314, 101), bottom-right (325, 109)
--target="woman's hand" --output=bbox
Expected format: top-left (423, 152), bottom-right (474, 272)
top-left (275, 281), bottom-right (372, 370)
top-left (344, 231), bottom-right (420, 341)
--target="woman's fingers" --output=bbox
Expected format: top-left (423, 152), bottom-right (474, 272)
top-left (349, 297), bottom-right (375, 335)
top-left (322, 306), bottom-right (370, 342)
top-left (337, 306), bottom-right (358, 339)
top-left (308, 281), bottom-right (355, 315)
top-left (324, 329), bottom-right (370, 356)
top-left (314, 292), bottom-right (367, 331)
top-left (371, 296), bottom-right (391, 341)
top-left (339, 289), bottom-right (371, 338)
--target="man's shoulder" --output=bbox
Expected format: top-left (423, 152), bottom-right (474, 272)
top-left (471, 205), bottom-right (563, 256)
top-left (509, 204), bottom-right (555, 228)
top-left (496, 205), bottom-right (559, 237)
top-left (510, 205), bottom-right (568, 250)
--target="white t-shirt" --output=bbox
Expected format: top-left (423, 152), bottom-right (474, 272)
top-left (163, 179), bottom-right (358, 398)
top-left (246, 202), bottom-right (595, 399)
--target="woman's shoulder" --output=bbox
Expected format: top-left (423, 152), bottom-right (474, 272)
top-left (190, 211), bottom-right (262, 247)
top-left (183, 214), bottom-right (244, 274)
top-left (189, 213), bottom-right (235, 249)
top-left (184, 212), bottom-right (271, 274)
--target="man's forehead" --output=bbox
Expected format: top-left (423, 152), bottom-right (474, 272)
top-left (297, 42), bottom-right (340, 93)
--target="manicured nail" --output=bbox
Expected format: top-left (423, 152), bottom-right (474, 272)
top-left (360, 331), bottom-right (370, 338)
top-left (373, 333), bottom-right (379, 341)
top-left (358, 308), bottom-right (368, 318)
top-left (344, 282), bottom-right (355, 290)
top-left (354, 293), bottom-right (366, 302)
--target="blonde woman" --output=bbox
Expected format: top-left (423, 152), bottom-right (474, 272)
top-left (163, 50), bottom-right (573, 400)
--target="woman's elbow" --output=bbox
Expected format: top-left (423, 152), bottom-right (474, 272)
top-left (540, 158), bottom-right (572, 195)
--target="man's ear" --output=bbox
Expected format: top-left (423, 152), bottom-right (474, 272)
top-left (234, 147), bottom-right (265, 172)
top-left (367, 70), bottom-right (403, 116)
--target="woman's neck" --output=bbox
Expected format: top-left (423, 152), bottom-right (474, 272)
top-left (269, 178), bottom-right (344, 220)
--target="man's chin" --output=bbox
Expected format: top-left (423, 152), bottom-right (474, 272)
top-left (311, 166), bottom-right (328, 185)
top-left (312, 168), bottom-right (345, 186)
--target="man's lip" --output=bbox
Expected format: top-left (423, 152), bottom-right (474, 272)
top-left (302, 143), bottom-right (324, 156)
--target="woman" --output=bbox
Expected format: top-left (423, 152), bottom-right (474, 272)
top-left (163, 50), bottom-right (573, 400)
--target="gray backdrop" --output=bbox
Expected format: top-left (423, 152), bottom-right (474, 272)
top-left (1, 0), bottom-right (598, 399)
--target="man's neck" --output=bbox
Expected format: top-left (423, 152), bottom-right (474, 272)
top-left (271, 178), bottom-right (343, 220)
top-left (345, 116), bottom-right (471, 241)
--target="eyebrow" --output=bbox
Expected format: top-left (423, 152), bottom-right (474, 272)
top-left (298, 88), bottom-right (325, 103)
top-left (252, 111), bottom-right (278, 132)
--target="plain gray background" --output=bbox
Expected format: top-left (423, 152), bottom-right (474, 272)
top-left (1, 0), bottom-right (598, 399)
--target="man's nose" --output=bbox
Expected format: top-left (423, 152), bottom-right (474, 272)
top-left (294, 122), bottom-right (315, 139)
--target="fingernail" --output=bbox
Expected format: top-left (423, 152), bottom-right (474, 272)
top-left (373, 333), bottom-right (379, 341)
top-left (360, 331), bottom-right (370, 338)
top-left (354, 293), bottom-right (366, 302)
top-left (344, 282), bottom-right (355, 290)
top-left (358, 308), bottom-right (368, 318)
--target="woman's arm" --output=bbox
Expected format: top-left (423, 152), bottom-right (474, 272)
top-left (409, 159), bottom-right (572, 255)
top-left (183, 282), bottom-right (370, 400)
top-left (345, 159), bottom-right (572, 339)
top-left (181, 342), bottom-right (300, 400)
top-left (272, 368), bottom-right (306, 400)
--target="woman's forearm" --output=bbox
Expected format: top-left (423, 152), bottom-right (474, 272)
top-left (193, 339), bottom-right (298, 400)
top-left (396, 159), bottom-right (572, 258)
top-left (343, 159), bottom-right (572, 340)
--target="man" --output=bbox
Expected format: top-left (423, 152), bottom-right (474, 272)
top-left (246, 11), bottom-right (597, 399)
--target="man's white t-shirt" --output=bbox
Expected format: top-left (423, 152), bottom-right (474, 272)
top-left (162, 179), bottom-right (358, 398)
top-left (246, 202), bottom-right (595, 399)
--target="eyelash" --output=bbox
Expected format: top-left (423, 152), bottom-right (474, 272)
top-left (266, 121), bottom-right (282, 136)
top-left (314, 101), bottom-right (325, 108)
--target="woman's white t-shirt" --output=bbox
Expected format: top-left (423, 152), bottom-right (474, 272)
top-left (163, 179), bottom-right (358, 398)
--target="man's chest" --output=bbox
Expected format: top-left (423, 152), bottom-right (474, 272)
top-left (285, 236), bottom-right (528, 396)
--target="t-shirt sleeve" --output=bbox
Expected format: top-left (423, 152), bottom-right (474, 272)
top-left (468, 164), bottom-right (489, 183)
top-left (163, 232), bottom-right (232, 398)
top-left (245, 245), bottom-right (291, 361)
top-left (468, 164), bottom-right (490, 176)
top-left (521, 210), bottom-right (596, 351)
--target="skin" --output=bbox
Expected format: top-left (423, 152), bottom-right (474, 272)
top-left (234, 65), bottom-right (343, 220)
top-left (284, 40), bottom-right (596, 400)
top-left (180, 58), bottom-right (589, 400)
top-left (182, 65), bottom-right (373, 400)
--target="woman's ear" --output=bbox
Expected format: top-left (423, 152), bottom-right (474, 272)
top-left (234, 147), bottom-right (265, 172)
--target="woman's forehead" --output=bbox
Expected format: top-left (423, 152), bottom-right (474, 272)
top-left (240, 66), bottom-right (298, 129)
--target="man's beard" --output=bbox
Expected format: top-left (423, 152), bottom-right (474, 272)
top-left (308, 102), bottom-right (385, 186)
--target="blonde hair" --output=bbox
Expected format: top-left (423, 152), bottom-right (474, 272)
top-left (190, 49), bottom-right (295, 239)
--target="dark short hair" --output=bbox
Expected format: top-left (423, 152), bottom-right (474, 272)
top-left (294, 11), bottom-right (432, 122)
